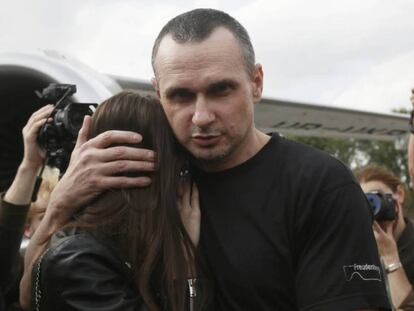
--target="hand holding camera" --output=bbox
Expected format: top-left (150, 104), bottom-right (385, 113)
top-left (366, 189), bottom-right (397, 222)
top-left (4, 105), bottom-right (54, 205)
top-left (21, 105), bottom-right (54, 171)
top-left (372, 219), bottom-right (399, 265)
top-left (365, 190), bottom-right (400, 264)
top-left (36, 83), bottom-right (97, 174)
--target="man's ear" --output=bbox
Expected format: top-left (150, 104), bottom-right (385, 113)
top-left (151, 77), bottom-right (161, 99)
top-left (251, 63), bottom-right (264, 104)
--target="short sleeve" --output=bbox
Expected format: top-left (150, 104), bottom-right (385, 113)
top-left (36, 233), bottom-right (146, 311)
top-left (295, 182), bottom-right (391, 311)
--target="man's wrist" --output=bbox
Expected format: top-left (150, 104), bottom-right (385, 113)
top-left (46, 196), bottom-right (74, 229)
top-left (43, 207), bottom-right (67, 235)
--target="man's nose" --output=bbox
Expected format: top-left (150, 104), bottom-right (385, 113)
top-left (192, 98), bottom-right (215, 127)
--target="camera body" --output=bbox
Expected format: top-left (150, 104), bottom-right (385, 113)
top-left (365, 189), bottom-right (397, 222)
top-left (37, 83), bottom-right (97, 173)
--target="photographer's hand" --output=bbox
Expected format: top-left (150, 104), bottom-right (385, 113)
top-left (22, 104), bottom-right (53, 170)
top-left (4, 104), bottom-right (54, 205)
top-left (373, 220), bottom-right (398, 262)
top-left (373, 221), bottom-right (411, 309)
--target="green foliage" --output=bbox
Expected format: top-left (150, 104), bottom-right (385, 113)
top-left (290, 136), bottom-right (409, 182)
top-left (354, 139), bottom-right (409, 182)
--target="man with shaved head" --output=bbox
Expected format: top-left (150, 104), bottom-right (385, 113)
top-left (22, 8), bottom-right (390, 311)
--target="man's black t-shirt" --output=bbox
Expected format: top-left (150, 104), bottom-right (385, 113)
top-left (194, 133), bottom-right (390, 311)
top-left (398, 217), bottom-right (414, 284)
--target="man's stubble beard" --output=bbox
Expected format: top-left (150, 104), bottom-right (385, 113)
top-left (187, 131), bottom-right (249, 169)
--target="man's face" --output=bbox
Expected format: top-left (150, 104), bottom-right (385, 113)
top-left (153, 27), bottom-right (263, 171)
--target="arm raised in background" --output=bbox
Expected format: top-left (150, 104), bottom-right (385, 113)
top-left (408, 88), bottom-right (414, 188)
top-left (373, 221), bottom-right (412, 309)
top-left (19, 115), bottom-right (157, 309)
top-left (4, 105), bottom-right (53, 205)
top-left (0, 105), bottom-right (53, 289)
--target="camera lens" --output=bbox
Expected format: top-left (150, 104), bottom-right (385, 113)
top-left (366, 193), bottom-right (382, 216)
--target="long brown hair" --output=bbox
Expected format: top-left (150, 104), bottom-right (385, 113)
top-left (71, 91), bottom-right (196, 310)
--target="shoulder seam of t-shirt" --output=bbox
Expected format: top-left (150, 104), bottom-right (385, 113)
top-left (279, 134), bottom-right (358, 179)
top-left (318, 180), bottom-right (361, 199)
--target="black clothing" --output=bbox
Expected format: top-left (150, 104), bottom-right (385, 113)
top-left (32, 229), bottom-right (148, 311)
top-left (194, 133), bottom-right (390, 311)
top-left (33, 228), bottom-right (208, 311)
top-left (0, 193), bottom-right (29, 311)
top-left (398, 217), bottom-right (414, 284)
top-left (0, 194), bottom-right (29, 289)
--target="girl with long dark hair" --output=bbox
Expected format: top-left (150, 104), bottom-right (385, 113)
top-left (31, 91), bottom-right (203, 311)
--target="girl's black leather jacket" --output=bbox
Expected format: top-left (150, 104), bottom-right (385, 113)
top-left (31, 228), bottom-right (149, 311)
top-left (31, 228), bottom-right (209, 311)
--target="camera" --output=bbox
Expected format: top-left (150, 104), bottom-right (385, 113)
top-left (365, 190), bottom-right (397, 222)
top-left (36, 83), bottom-right (97, 174)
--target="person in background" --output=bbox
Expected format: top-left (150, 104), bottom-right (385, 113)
top-left (0, 105), bottom-right (54, 310)
top-left (385, 87), bottom-right (414, 310)
top-left (356, 164), bottom-right (414, 309)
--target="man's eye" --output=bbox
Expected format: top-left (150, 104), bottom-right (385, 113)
top-left (169, 90), bottom-right (194, 102)
top-left (210, 83), bottom-right (234, 96)
top-left (217, 85), bottom-right (230, 93)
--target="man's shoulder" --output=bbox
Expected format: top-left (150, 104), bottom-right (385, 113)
top-left (271, 133), bottom-right (356, 186)
top-left (274, 133), bottom-right (340, 162)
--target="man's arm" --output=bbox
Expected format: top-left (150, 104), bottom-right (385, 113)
top-left (409, 134), bottom-right (414, 186)
top-left (295, 179), bottom-right (390, 310)
top-left (19, 115), bottom-right (156, 309)
top-left (408, 88), bottom-right (414, 188)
